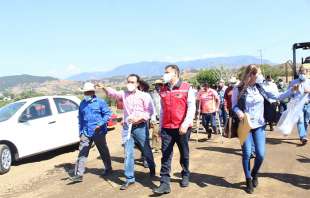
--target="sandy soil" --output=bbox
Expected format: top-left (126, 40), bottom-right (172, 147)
top-left (0, 125), bottom-right (309, 198)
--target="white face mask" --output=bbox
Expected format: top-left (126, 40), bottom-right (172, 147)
top-left (127, 83), bottom-right (136, 92)
top-left (256, 74), bottom-right (264, 84)
top-left (163, 73), bottom-right (174, 84)
top-left (84, 95), bottom-right (92, 102)
top-left (299, 74), bottom-right (306, 81)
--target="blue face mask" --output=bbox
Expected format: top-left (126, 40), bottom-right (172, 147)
top-left (84, 95), bottom-right (92, 102)
top-left (299, 74), bottom-right (306, 81)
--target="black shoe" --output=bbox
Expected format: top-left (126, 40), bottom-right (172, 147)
top-left (150, 168), bottom-right (156, 177)
top-left (120, 181), bottom-right (135, 190)
top-left (143, 160), bottom-right (149, 168)
top-left (252, 176), bottom-right (258, 188)
top-left (102, 168), bottom-right (113, 176)
top-left (208, 133), bottom-right (212, 139)
top-left (180, 176), bottom-right (189, 188)
top-left (246, 178), bottom-right (254, 194)
top-left (301, 138), bottom-right (308, 145)
top-left (153, 183), bottom-right (171, 194)
top-left (69, 175), bottom-right (83, 183)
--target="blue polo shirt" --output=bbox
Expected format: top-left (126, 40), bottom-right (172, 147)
top-left (78, 96), bottom-right (112, 137)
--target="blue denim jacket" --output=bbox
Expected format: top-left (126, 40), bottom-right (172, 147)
top-left (79, 96), bottom-right (112, 137)
top-left (232, 84), bottom-right (291, 129)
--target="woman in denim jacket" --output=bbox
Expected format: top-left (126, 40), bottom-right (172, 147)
top-left (232, 64), bottom-right (295, 194)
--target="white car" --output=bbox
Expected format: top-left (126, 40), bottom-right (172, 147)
top-left (0, 96), bottom-right (81, 174)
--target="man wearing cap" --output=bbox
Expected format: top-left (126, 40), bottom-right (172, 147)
top-left (153, 65), bottom-right (196, 195)
top-left (69, 82), bottom-right (112, 183)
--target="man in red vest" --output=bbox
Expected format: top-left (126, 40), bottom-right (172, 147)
top-left (153, 65), bottom-right (196, 195)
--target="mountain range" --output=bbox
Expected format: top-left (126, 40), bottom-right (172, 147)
top-left (0, 55), bottom-right (273, 95)
top-left (0, 74), bottom-right (83, 96)
top-left (68, 55), bottom-right (273, 81)
top-left (0, 74), bottom-right (58, 92)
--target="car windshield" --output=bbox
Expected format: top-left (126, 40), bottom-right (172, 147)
top-left (0, 102), bottom-right (26, 122)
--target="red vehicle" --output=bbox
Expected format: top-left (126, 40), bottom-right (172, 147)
top-left (107, 114), bottom-right (120, 129)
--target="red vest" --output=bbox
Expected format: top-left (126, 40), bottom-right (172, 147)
top-left (160, 82), bottom-right (190, 129)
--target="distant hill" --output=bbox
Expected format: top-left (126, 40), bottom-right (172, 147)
top-left (9, 80), bottom-right (83, 96)
top-left (0, 74), bottom-right (83, 96)
top-left (0, 74), bottom-right (58, 92)
top-left (68, 55), bottom-right (273, 81)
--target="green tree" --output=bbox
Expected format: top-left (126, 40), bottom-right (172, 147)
top-left (188, 78), bottom-right (199, 88)
top-left (13, 90), bottom-right (44, 101)
top-left (195, 69), bottom-right (222, 86)
top-left (237, 64), bottom-right (288, 81)
top-left (0, 101), bottom-right (10, 108)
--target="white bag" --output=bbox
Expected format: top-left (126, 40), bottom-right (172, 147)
top-left (276, 94), bottom-right (308, 135)
top-left (122, 122), bottom-right (132, 144)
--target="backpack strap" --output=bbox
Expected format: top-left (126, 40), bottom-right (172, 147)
top-left (255, 84), bottom-right (271, 104)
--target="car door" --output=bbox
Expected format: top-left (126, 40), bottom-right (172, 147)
top-left (52, 97), bottom-right (80, 147)
top-left (16, 98), bottom-right (57, 157)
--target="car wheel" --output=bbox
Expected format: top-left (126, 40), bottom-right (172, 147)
top-left (0, 144), bottom-right (12, 174)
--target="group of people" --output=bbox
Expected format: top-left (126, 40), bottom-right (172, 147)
top-left (68, 63), bottom-right (310, 195)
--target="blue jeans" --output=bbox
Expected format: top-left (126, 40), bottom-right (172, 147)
top-left (124, 123), bottom-right (155, 183)
top-left (201, 112), bottom-right (217, 133)
top-left (297, 103), bottom-right (310, 139)
top-left (219, 104), bottom-right (228, 126)
top-left (241, 126), bottom-right (265, 179)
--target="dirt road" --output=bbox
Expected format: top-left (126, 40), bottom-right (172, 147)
top-left (1, 126), bottom-right (309, 198)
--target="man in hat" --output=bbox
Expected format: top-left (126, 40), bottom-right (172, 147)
top-left (150, 79), bottom-right (163, 153)
top-left (263, 75), bottom-right (279, 131)
top-left (217, 79), bottom-right (228, 127)
top-left (69, 82), bottom-right (112, 183)
top-left (224, 77), bottom-right (238, 116)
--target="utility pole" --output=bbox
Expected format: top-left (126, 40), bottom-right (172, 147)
top-left (285, 62), bottom-right (288, 83)
top-left (258, 49), bottom-right (264, 75)
top-left (258, 49), bottom-right (263, 66)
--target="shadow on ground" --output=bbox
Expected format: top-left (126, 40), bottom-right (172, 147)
top-left (260, 172), bottom-right (310, 190)
top-left (296, 155), bottom-right (310, 163)
top-left (196, 146), bottom-right (242, 156)
top-left (14, 144), bottom-right (78, 166)
top-left (173, 172), bottom-right (244, 190)
top-left (88, 168), bottom-right (157, 190)
top-left (266, 138), bottom-right (301, 146)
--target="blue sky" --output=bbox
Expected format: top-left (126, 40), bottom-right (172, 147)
top-left (0, 0), bottom-right (309, 78)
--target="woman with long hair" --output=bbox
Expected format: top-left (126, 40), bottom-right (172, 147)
top-left (231, 64), bottom-right (293, 194)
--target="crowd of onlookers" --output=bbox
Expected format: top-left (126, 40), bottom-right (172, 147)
top-left (68, 63), bottom-right (310, 195)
